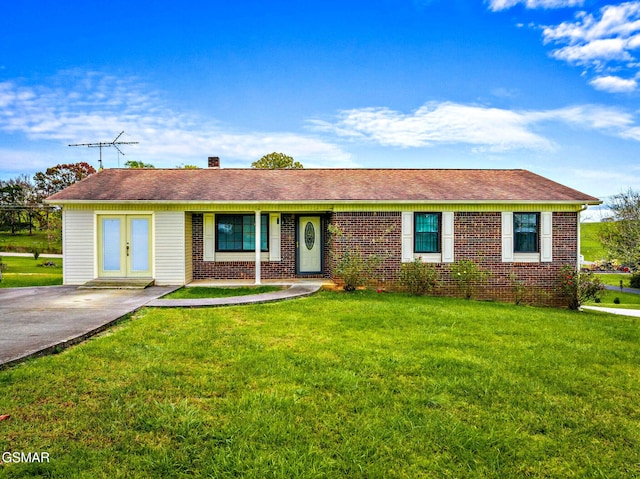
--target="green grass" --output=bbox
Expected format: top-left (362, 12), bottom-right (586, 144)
top-left (585, 274), bottom-right (640, 309)
top-left (596, 273), bottom-right (632, 288)
top-left (588, 290), bottom-right (640, 309)
top-left (1, 291), bottom-right (638, 478)
top-left (580, 222), bottom-right (607, 262)
top-left (162, 285), bottom-right (283, 299)
top-left (0, 256), bottom-right (62, 288)
top-left (0, 230), bottom-right (62, 255)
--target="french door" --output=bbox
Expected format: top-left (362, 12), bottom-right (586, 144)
top-left (98, 215), bottom-right (152, 278)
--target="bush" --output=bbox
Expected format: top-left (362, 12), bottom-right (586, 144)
top-left (509, 272), bottom-right (528, 305)
top-left (630, 272), bottom-right (640, 289)
top-left (558, 265), bottom-right (606, 310)
top-left (398, 258), bottom-right (439, 295)
top-left (450, 259), bottom-right (490, 300)
top-left (32, 248), bottom-right (40, 260)
top-left (614, 297), bottom-right (621, 304)
top-left (333, 248), bottom-right (381, 292)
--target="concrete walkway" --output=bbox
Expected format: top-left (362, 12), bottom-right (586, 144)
top-left (146, 283), bottom-right (323, 307)
top-left (582, 305), bottom-right (640, 317)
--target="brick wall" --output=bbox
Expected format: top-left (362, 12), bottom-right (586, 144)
top-left (328, 212), bottom-right (402, 287)
top-left (329, 211), bottom-right (577, 306)
top-left (191, 211), bottom-right (577, 306)
top-left (191, 213), bottom-right (330, 280)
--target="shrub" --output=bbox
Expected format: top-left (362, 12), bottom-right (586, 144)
top-left (32, 248), bottom-right (40, 260)
top-left (398, 258), bottom-right (439, 295)
top-left (614, 297), bottom-right (621, 304)
top-left (558, 265), bottom-right (606, 310)
top-left (450, 259), bottom-right (490, 300)
top-left (509, 272), bottom-right (528, 305)
top-left (329, 224), bottom-right (388, 292)
top-left (630, 272), bottom-right (640, 289)
top-left (333, 248), bottom-right (381, 292)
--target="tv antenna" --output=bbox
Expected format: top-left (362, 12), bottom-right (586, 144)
top-left (69, 131), bottom-right (139, 169)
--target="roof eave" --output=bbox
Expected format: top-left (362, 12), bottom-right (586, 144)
top-left (45, 198), bottom-right (602, 206)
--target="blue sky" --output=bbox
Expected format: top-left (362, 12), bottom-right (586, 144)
top-left (1, 0), bottom-right (639, 216)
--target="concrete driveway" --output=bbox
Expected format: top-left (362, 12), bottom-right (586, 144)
top-left (0, 285), bottom-right (178, 368)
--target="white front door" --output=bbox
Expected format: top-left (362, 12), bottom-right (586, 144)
top-left (98, 215), bottom-right (152, 278)
top-left (298, 216), bottom-right (322, 273)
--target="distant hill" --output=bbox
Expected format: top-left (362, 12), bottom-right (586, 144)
top-left (581, 222), bottom-right (607, 262)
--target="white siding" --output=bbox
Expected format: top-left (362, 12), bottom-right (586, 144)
top-left (62, 209), bottom-right (95, 285)
top-left (154, 211), bottom-right (186, 285)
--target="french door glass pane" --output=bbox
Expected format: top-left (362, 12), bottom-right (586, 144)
top-left (102, 219), bottom-right (121, 271)
top-left (130, 219), bottom-right (149, 272)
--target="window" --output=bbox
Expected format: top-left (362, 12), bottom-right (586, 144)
top-left (216, 214), bottom-right (268, 252)
top-left (414, 213), bottom-right (440, 253)
top-left (514, 213), bottom-right (539, 253)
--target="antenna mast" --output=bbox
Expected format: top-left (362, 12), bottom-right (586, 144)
top-left (69, 131), bottom-right (139, 169)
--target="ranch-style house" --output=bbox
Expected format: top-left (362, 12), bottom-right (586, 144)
top-left (46, 158), bottom-right (601, 305)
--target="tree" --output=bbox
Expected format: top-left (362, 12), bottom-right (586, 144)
top-left (124, 160), bottom-right (155, 169)
top-left (251, 152), bottom-right (303, 169)
top-left (33, 162), bottom-right (96, 231)
top-left (0, 180), bottom-right (28, 235)
top-left (33, 162), bottom-right (96, 198)
top-left (600, 188), bottom-right (640, 269)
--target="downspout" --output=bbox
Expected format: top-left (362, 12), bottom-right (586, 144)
top-left (577, 204), bottom-right (589, 270)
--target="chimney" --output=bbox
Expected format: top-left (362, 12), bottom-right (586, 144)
top-left (208, 156), bottom-right (220, 168)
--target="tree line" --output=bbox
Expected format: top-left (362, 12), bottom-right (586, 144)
top-left (0, 162), bottom-right (95, 236)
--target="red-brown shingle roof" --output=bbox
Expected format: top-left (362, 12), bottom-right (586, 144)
top-left (46, 168), bottom-right (600, 204)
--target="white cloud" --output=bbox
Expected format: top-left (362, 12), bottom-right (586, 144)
top-left (311, 102), bottom-right (639, 151)
top-left (590, 75), bottom-right (638, 92)
top-left (0, 72), bottom-right (353, 169)
top-left (528, 104), bottom-right (635, 130)
top-left (311, 102), bottom-right (554, 152)
top-left (541, 2), bottom-right (640, 89)
top-left (488, 0), bottom-right (583, 12)
top-left (489, 2), bottom-right (640, 93)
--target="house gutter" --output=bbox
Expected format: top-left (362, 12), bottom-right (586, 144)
top-left (45, 199), bottom-right (601, 206)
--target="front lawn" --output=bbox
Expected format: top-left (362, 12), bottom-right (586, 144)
top-left (162, 285), bottom-right (283, 299)
top-left (0, 292), bottom-right (638, 478)
top-left (0, 256), bottom-right (62, 288)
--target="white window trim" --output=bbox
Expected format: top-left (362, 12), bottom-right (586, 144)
top-left (502, 211), bottom-right (552, 263)
top-left (203, 213), bottom-right (282, 263)
top-left (402, 211), bottom-right (454, 263)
